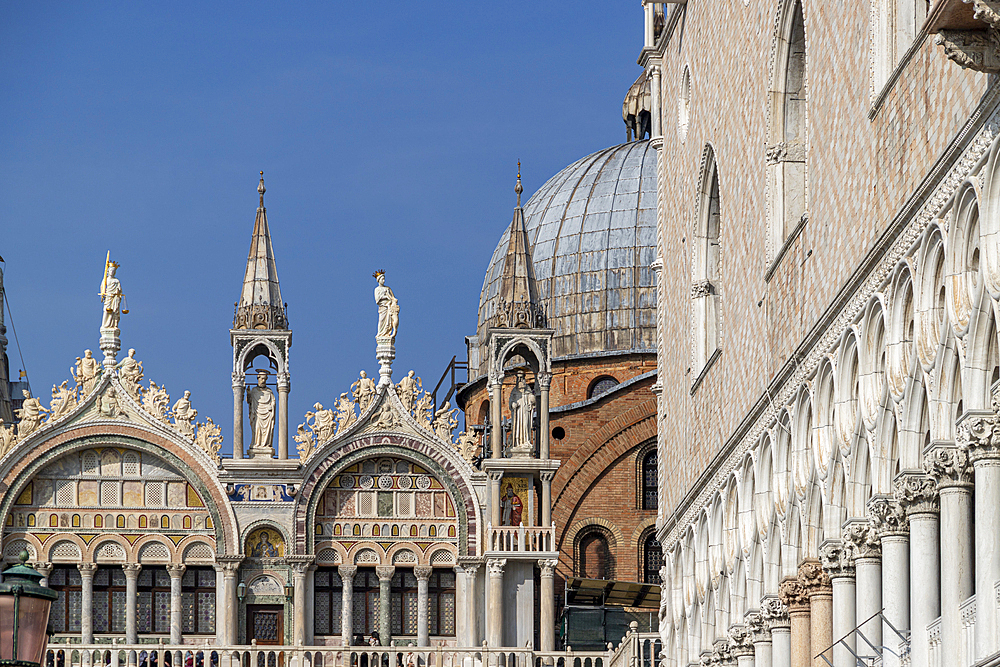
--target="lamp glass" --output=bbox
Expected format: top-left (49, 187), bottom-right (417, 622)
top-left (0, 595), bottom-right (13, 661)
top-left (16, 596), bottom-right (52, 664)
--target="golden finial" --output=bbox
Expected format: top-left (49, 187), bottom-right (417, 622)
top-left (515, 160), bottom-right (523, 208)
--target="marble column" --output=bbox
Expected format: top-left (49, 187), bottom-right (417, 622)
top-left (959, 411), bottom-right (1000, 660)
top-left (490, 382), bottom-right (502, 458)
top-left (78, 563), bottom-right (97, 644)
top-left (232, 375), bottom-right (244, 459)
top-left (779, 577), bottom-right (810, 667)
top-left (540, 472), bottom-right (553, 528)
top-left (291, 563), bottom-right (309, 646)
top-left (486, 559), bottom-right (506, 648)
top-left (461, 562), bottom-right (481, 646)
top-left (338, 565), bottom-right (357, 646)
top-left (747, 611), bottom-right (771, 667)
top-left (123, 564), bottom-right (142, 644)
top-left (277, 376), bottom-right (289, 460)
top-left (538, 373), bottom-right (551, 460)
top-left (222, 561), bottom-right (241, 645)
top-left (489, 471), bottom-right (503, 529)
top-left (644, 1), bottom-right (655, 47)
top-left (868, 496), bottom-right (909, 667)
top-left (650, 66), bottom-right (662, 137)
top-left (799, 561), bottom-right (832, 667)
top-left (818, 541), bottom-right (855, 667)
top-left (34, 562), bottom-right (53, 588)
top-left (414, 565), bottom-right (433, 647)
top-left (762, 597), bottom-right (790, 667)
top-left (538, 560), bottom-right (557, 652)
top-left (843, 520), bottom-right (881, 653)
top-left (728, 624), bottom-right (755, 667)
top-left (375, 566), bottom-right (395, 646)
top-left (925, 445), bottom-right (974, 664)
top-left (894, 473), bottom-right (939, 667)
top-left (213, 563), bottom-right (227, 645)
top-left (167, 564), bottom-right (186, 645)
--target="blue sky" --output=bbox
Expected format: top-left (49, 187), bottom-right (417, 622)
top-left (1, 2), bottom-right (644, 455)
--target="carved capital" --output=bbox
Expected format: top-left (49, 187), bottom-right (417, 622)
top-left (843, 520), bottom-right (881, 559)
top-left (691, 280), bottom-right (714, 299)
top-left (214, 556), bottom-right (244, 575)
top-left (867, 495), bottom-right (909, 537)
top-left (540, 470), bottom-right (556, 483)
top-left (765, 141), bottom-right (806, 164)
top-left (487, 558), bottom-right (507, 577)
top-left (797, 559), bottom-right (832, 596)
top-left (760, 596), bottom-right (789, 629)
top-left (77, 562), bottom-right (98, 576)
top-left (122, 563), bottom-right (142, 577)
top-left (375, 565), bottom-right (396, 582)
top-left (894, 472), bottom-right (939, 515)
top-left (488, 470), bottom-right (505, 483)
top-left (413, 565), bottom-right (434, 581)
top-left (778, 577), bottom-right (809, 609)
top-left (538, 559), bottom-right (558, 578)
top-left (924, 445), bottom-right (974, 489)
top-left (710, 639), bottom-right (732, 664)
top-left (745, 611), bottom-right (769, 643)
top-left (337, 564), bottom-right (358, 584)
top-left (958, 405), bottom-right (1000, 463)
top-left (289, 562), bottom-right (311, 576)
top-left (34, 562), bottom-right (53, 578)
top-left (537, 373), bottom-right (552, 390)
top-left (727, 624), bottom-right (755, 657)
top-left (818, 540), bottom-right (854, 578)
top-left (166, 563), bottom-right (186, 578)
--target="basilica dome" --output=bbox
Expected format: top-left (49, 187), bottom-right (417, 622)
top-left (477, 140), bottom-right (658, 359)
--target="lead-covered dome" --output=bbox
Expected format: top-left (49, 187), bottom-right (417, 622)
top-left (478, 140), bottom-right (658, 359)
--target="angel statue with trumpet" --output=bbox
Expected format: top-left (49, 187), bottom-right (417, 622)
top-left (100, 252), bottom-right (128, 330)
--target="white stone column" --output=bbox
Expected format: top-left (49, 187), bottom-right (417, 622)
top-left (415, 565), bottom-right (434, 646)
top-left (490, 382), bottom-right (502, 458)
top-left (232, 375), bottom-right (244, 459)
top-left (643, 1), bottom-right (655, 48)
top-left (538, 373), bottom-right (551, 460)
top-left (486, 558), bottom-right (506, 647)
top-left (895, 473), bottom-right (939, 667)
top-left (762, 597), bottom-right (790, 667)
top-left (291, 562), bottom-right (309, 645)
top-left (925, 445), bottom-right (974, 663)
top-left (540, 471), bottom-right (553, 528)
top-left (868, 496), bottom-right (909, 667)
top-left (220, 560), bottom-right (241, 645)
top-left (79, 563), bottom-right (97, 644)
top-left (746, 611), bottom-right (771, 667)
top-left (650, 66), bottom-right (662, 137)
top-left (489, 471), bottom-right (503, 529)
top-left (819, 541), bottom-right (855, 667)
top-left (277, 375), bottom-right (290, 460)
top-left (123, 564), bottom-right (142, 644)
top-left (167, 564), bottom-right (186, 645)
top-left (959, 412), bottom-right (1000, 660)
top-left (460, 562), bottom-right (481, 646)
top-left (339, 565), bottom-right (357, 646)
top-left (843, 521), bottom-right (881, 651)
top-left (376, 566), bottom-right (395, 646)
top-left (538, 559), bottom-right (557, 652)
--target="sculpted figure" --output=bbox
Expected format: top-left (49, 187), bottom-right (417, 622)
top-left (293, 423), bottom-right (316, 461)
top-left (99, 387), bottom-right (122, 418)
top-left (0, 418), bottom-right (17, 455)
top-left (171, 390), bottom-right (197, 438)
top-left (246, 370), bottom-right (276, 455)
top-left (117, 349), bottom-right (144, 399)
top-left (373, 271), bottom-right (399, 341)
top-left (101, 262), bottom-right (124, 330)
top-left (432, 401), bottom-right (458, 442)
top-left (335, 393), bottom-right (358, 432)
top-left (77, 350), bottom-right (100, 395)
top-left (16, 390), bottom-right (49, 437)
top-left (413, 392), bottom-right (434, 432)
top-left (352, 371), bottom-right (377, 413)
top-left (49, 381), bottom-right (78, 420)
top-left (395, 371), bottom-right (421, 413)
top-left (508, 371), bottom-right (536, 451)
top-left (305, 402), bottom-right (336, 443)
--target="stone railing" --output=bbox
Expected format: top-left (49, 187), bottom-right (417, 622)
top-left (45, 643), bottom-right (608, 667)
top-left (960, 593), bottom-right (977, 667)
top-left (927, 616), bottom-right (943, 667)
top-left (605, 623), bottom-right (659, 667)
top-left (487, 523), bottom-right (557, 554)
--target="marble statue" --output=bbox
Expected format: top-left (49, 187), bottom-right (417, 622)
top-left (171, 391), bottom-right (197, 438)
top-left (246, 370), bottom-right (276, 455)
top-left (194, 417), bottom-right (223, 464)
top-left (455, 430), bottom-right (479, 463)
top-left (373, 271), bottom-right (399, 342)
top-left (99, 387), bottom-right (122, 418)
top-left (396, 370), bottom-right (422, 413)
top-left (49, 381), bottom-right (77, 420)
top-left (508, 371), bottom-right (536, 453)
top-left (117, 348), bottom-right (144, 399)
top-left (100, 261), bottom-right (124, 330)
top-left (373, 400), bottom-right (399, 431)
top-left (293, 423), bottom-right (315, 461)
top-left (352, 371), bottom-right (377, 413)
top-left (75, 350), bottom-right (100, 395)
top-left (335, 392), bottom-right (357, 432)
top-left (16, 390), bottom-right (49, 437)
top-left (413, 392), bottom-right (434, 432)
top-left (305, 402), bottom-right (336, 443)
top-left (432, 401), bottom-right (458, 442)
top-left (0, 418), bottom-right (15, 456)
top-left (142, 382), bottom-right (171, 423)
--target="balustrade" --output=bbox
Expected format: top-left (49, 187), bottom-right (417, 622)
top-left (486, 523), bottom-right (557, 554)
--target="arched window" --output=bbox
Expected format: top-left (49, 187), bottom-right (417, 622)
top-left (641, 450), bottom-right (658, 510)
top-left (588, 376), bottom-right (619, 399)
top-left (692, 147), bottom-right (722, 380)
top-left (642, 532), bottom-right (663, 584)
top-left (577, 529), bottom-right (615, 580)
top-left (766, 0), bottom-right (807, 262)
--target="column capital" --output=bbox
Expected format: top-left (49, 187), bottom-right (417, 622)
top-left (818, 540), bottom-right (854, 578)
top-left (537, 559), bottom-right (558, 578)
top-left (842, 519), bottom-right (881, 559)
top-left (77, 562), bottom-right (98, 575)
top-left (166, 563), bottom-right (186, 578)
top-left (867, 495), bottom-right (909, 538)
top-left (413, 565), bottom-right (434, 581)
top-left (537, 373), bottom-right (552, 389)
top-left (232, 373), bottom-right (245, 388)
top-left (710, 638), bottom-right (733, 664)
top-left (486, 558), bottom-right (507, 577)
top-left (797, 559), bottom-right (832, 597)
top-left (957, 401), bottom-right (1000, 463)
top-left (745, 610), bottom-right (770, 643)
top-left (540, 470), bottom-right (555, 483)
top-left (289, 561), bottom-right (311, 576)
top-left (34, 562), bottom-right (53, 578)
top-left (214, 557), bottom-right (243, 575)
top-left (760, 595), bottom-right (789, 629)
top-left (338, 564), bottom-right (358, 581)
top-left (375, 565), bottom-right (396, 582)
top-left (778, 576), bottom-right (810, 611)
top-left (488, 470), bottom-right (504, 483)
top-left (122, 563), bottom-right (142, 577)
top-left (893, 471), bottom-right (939, 515)
top-left (924, 444), bottom-right (974, 489)
top-left (456, 558), bottom-right (482, 578)
top-left (726, 624), bottom-right (755, 657)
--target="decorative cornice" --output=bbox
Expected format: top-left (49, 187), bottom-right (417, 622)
top-left (867, 495), bottom-right (910, 538)
top-left (819, 540), bottom-right (854, 578)
top-left (924, 444), bottom-right (974, 489)
top-left (893, 472), bottom-right (939, 515)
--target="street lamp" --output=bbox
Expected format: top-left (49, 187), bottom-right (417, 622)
top-left (0, 550), bottom-right (58, 667)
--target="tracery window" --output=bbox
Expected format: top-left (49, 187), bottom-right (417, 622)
top-left (136, 567), bottom-right (172, 634)
top-left (390, 569), bottom-right (456, 637)
top-left (692, 147), bottom-right (722, 380)
top-left (642, 532), bottom-right (663, 585)
top-left (588, 376), bottom-right (619, 399)
top-left (313, 568), bottom-right (343, 636)
top-left (47, 566), bottom-right (82, 633)
top-left (179, 567), bottom-right (216, 634)
top-left (641, 450), bottom-right (658, 510)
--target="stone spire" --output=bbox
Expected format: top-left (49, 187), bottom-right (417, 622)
top-left (494, 165), bottom-right (545, 329)
top-left (234, 172), bottom-right (288, 330)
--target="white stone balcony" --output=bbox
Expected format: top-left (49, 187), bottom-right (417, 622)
top-left (485, 523), bottom-right (558, 558)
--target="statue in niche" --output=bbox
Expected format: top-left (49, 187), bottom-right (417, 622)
top-left (99, 387), bottom-right (122, 418)
top-left (373, 270), bottom-right (399, 342)
top-left (432, 401), bottom-right (458, 442)
top-left (305, 402), bottom-right (336, 443)
top-left (117, 348), bottom-right (144, 399)
top-left (508, 371), bottom-right (536, 453)
top-left (373, 400), bottom-right (399, 431)
top-left (246, 370), bottom-right (276, 455)
top-left (16, 390), bottom-right (49, 437)
top-left (171, 390), bottom-right (197, 438)
top-left (352, 371), bottom-right (377, 413)
top-left (74, 350), bottom-right (100, 396)
top-left (335, 393), bottom-right (357, 432)
top-left (49, 381), bottom-right (77, 420)
top-left (100, 259), bottom-right (125, 330)
top-left (396, 371), bottom-right (422, 413)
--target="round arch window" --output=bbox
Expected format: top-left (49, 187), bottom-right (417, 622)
top-left (588, 376), bottom-right (619, 399)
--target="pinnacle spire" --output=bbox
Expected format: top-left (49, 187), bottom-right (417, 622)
top-left (495, 166), bottom-right (545, 329)
top-left (233, 171), bottom-right (288, 330)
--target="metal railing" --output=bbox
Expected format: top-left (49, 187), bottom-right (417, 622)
top-left (486, 523), bottom-right (557, 554)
